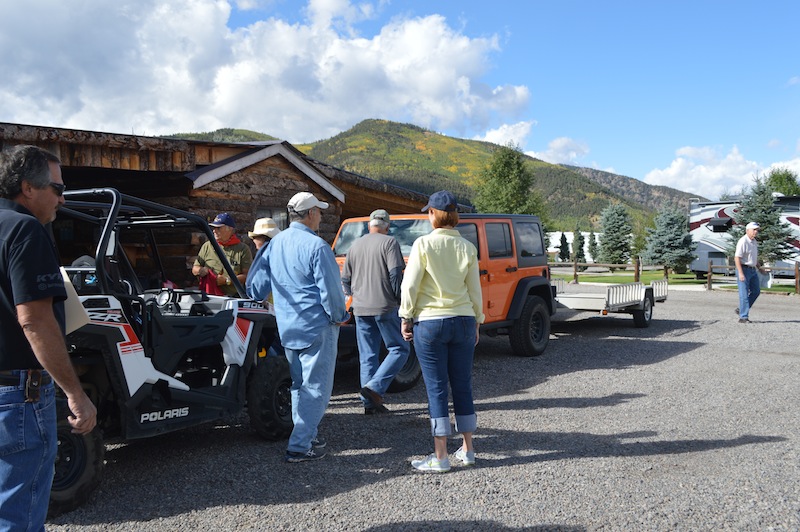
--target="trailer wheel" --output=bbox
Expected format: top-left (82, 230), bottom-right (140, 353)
top-left (632, 293), bottom-right (654, 328)
top-left (509, 295), bottom-right (550, 357)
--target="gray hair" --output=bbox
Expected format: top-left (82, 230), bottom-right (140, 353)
top-left (369, 218), bottom-right (389, 230)
top-left (0, 145), bottom-right (60, 199)
top-left (288, 208), bottom-right (310, 222)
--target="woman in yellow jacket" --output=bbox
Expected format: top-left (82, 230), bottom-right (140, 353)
top-left (400, 190), bottom-right (484, 472)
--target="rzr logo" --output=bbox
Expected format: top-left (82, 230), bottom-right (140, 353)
top-left (140, 407), bottom-right (189, 423)
top-left (88, 311), bottom-right (123, 322)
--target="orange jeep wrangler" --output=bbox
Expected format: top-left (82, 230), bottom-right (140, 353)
top-left (332, 213), bottom-right (556, 391)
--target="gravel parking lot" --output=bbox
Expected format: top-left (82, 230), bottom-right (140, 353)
top-left (49, 287), bottom-right (799, 531)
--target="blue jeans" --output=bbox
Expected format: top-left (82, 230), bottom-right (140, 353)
top-left (738, 266), bottom-right (761, 319)
top-left (0, 374), bottom-right (56, 532)
top-left (355, 310), bottom-right (410, 406)
top-left (414, 316), bottom-right (477, 437)
top-left (283, 324), bottom-right (339, 453)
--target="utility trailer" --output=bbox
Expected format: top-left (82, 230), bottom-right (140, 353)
top-left (552, 279), bottom-right (668, 327)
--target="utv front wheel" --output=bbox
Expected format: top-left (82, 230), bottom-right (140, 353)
top-left (247, 353), bottom-right (293, 440)
top-left (48, 415), bottom-right (105, 518)
top-left (509, 295), bottom-right (551, 357)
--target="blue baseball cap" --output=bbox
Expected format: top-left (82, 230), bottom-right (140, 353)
top-left (209, 212), bottom-right (236, 228)
top-left (422, 190), bottom-right (458, 212)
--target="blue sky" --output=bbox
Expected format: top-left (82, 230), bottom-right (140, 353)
top-left (1, 0), bottom-right (798, 200)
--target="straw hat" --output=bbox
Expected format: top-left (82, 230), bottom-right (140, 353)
top-left (248, 217), bottom-right (281, 239)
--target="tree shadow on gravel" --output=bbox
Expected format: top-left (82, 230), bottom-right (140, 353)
top-left (471, 334), bottom-right (704, 401)
top-left (472, 427), bottom-right (787, 467)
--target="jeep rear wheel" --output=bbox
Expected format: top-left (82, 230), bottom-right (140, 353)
top-left (246, 352), bottom-right (293, 441)
top-left (509, 295), bottom-right (550, 357)
top-left (48, 417), bottom-right (105, 518)
top-left (386, 344), bottom-right (421, 393)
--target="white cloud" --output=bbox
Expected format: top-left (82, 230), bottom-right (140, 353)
top-left (643, 146), bottom-right (761, 200)
top-left (475, 120), bottom-right (534, 147)
top-left (0, 0), bottom-right (529, 143)
top-left (528, 137), bottom-right (589, 165)
top-left (788, 76), bottom-right (800, 87)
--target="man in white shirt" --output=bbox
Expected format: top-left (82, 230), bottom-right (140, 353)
top-left (734, 221), bottom-right (762, 323)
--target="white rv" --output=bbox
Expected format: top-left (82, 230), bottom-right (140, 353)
top-left (689, 196), bottom-right (800, 277)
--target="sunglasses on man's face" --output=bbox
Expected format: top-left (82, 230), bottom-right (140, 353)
top-left (48, 182), bottom-right (66, 196)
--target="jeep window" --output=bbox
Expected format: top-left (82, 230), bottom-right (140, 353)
top-left (456, 223), bottom-right (480, 258)
top-left (515, 221), bottom-right (545, 267)
top-left (334, 218), bottom-right (433, 257)
top-left (485, 223), bottom-right (512, 258)
top-left (333, 221), bottom-right (369, 256)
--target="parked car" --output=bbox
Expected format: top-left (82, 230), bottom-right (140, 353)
top-left (332, 213), bottom-right (556, 385)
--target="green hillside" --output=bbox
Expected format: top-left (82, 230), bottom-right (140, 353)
top-left (165, 128), bottom-right (278, 143)
top-left (169, 120), bottom-right (699, 231)
top-left (301, 119), bottom-right (650, 229)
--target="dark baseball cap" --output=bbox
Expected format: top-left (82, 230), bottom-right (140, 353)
top-left (422, 190), bottom-right (458, 212)
top-left (209, 212), bottom-right (236, 228)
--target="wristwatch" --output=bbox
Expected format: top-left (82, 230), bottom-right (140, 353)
top-left (226, 276), bottom-right (232, 285)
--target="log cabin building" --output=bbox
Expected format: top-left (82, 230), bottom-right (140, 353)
top-left (0, 121), bottom-right (429, 286)
top-left (0, 122), bottom-right (428, 237)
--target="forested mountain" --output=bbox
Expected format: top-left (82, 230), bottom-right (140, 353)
top-left (168, 120), bottom-right (700, 230)
top-left (563, 165), bottom-right (708, 211)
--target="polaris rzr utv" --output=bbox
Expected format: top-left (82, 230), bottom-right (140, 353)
top-left (49, 188), bottom-right (292, 516)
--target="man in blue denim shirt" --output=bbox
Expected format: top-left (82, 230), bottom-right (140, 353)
top-left (0, 145), bottom-right (96, 529)
top-left (247, 192), bottom-right (348, 462)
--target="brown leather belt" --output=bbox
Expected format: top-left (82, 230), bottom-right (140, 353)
top-left (0, 370), bottom-right (52, 402)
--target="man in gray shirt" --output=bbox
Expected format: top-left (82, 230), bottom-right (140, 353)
top-left (342, 209), bottom-right (410, 414)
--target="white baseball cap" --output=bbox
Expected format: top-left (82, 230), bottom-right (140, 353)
top-left (287, 192), bottom-right (329, 212)
top-left (745, 222), bottom-right (760, 230)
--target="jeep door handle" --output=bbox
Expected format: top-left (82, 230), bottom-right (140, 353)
top-left (506, 266), bottom-right (517, 273)
top-left (480, 269), bottom-right (488, 276)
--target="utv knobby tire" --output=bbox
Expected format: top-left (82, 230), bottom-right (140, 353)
top-left (247, 354), bottom-right (293, 441)
top-left (509, 295), bottom-right (550, 357)
top-left (48, 417), bottom-right (105, 518)
top-left (386, 344), bottom-right (421, 393)
top-left (632, 292), bottom-right (654, 328)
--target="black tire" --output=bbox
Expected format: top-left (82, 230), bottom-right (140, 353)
top-left (246, 353), bottom-right (293, 441)
top-left (632, 293), bottom-right (654, 328)
top-left (386, 344), bottom-right (421, 393)
top-left (509, 295), bottom-right (551, 357)
top-left (48, 413), bottom-right (105, 518)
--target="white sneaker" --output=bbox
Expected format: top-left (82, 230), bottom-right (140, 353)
top-left (411, 453), bottom-right (451, 472)
top-left (454, 446), bottom-right (475, 466)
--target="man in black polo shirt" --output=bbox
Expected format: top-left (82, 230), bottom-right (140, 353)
top-left (0, 145), bottom-right (96, 529)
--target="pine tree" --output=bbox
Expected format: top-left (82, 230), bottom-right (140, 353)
top-left (598, 203), bottom-right (632, 268)
top-left (725, 178), bottom-right (795, 264)
top-left (587, 229), bottom-right (598, 262)
top-left (558, 233), bottom-right (570, 262)
top-left (642, 206), bottom-right (697, 277)
top-left (473, 144), bottom-right (549, 223)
